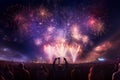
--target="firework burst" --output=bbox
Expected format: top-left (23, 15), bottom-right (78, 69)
top-left (12, 5), bottom-right (106, 63)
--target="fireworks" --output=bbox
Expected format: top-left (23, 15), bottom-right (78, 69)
top-left (37, 7), bottom-right (52, 22)
top-left (43, 41), bottom-right (82, 63)
top-left (38, 8), bottom-right (49, 17)
top-left (47, 26), bottom-right (55, 33)
top-left (71, 24), bottom-right (81, 40)
top-left (34, 38), bottom-right (42, 46)
top-left (69, 43), bottom-right (82, 62)
top-left (13, 5), bottom-right (106, 63)
top-left (87, 17), bottom-right (104, 35)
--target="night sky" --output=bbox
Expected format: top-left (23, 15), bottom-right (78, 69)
top-left (0, 0), bottom-right (120, 63)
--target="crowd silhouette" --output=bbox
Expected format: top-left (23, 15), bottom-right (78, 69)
top-left (112, 63), bottom-right (120, 80)
top-left (0, 58), bottom-right (119, 80)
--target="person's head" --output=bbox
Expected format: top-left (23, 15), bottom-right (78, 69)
top-left (118, 63), bottom-right (120, 70)
top-left (57, 64), bottom-right (63, 70)
top-left (4, 65), bottom-right (10, 71)
top-left (89, 66), bottom-right (94, 72)
top-left (0, 75), bottom-right (5, 80)
top-left (18, 63), bottom-right (24, 69)
top-left (40, 65), bottom-right (44, 70)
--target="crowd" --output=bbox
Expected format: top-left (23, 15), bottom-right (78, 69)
top-left (0, 58), bottom-right (119, 80)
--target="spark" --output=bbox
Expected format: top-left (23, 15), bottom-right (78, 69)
top-left (37, 7), bottom-right (51, 20)
top-left (34, 38), bottom-right (42, 46)
top-left (47, 26), bottom-right (55, 33)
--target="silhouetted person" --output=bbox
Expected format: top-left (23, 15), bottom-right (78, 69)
top-left (37, 65), bottom-right (48, 80)
top-left (0, 75), bottom-right (5, 80)
top-left (88, 66), bottom-right (104, 80)
top-left (71, 66), bottom-right (81, 80)
top-left (3, 65), bottom-right (14, 80)
top-left (15, 63), bottom-right (30, 80)
top-left (52, 57), bottom-right (68, 80)
top-left (112, 63), bottom-right (120, 80)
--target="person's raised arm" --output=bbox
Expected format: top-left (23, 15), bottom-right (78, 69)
top-left (64, 58), bottom-right (68, 70)
top-left (53, 58), bottom-right (57, 70)
top-left (58, 57), bottom-right (60, 65)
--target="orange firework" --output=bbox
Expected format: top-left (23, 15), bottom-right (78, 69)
top-left (68, 43), bottom-right (82, 63)
top-left (71, 24), bottom-right (81, 40)
top-left (37, 7), bottom-right (52, 21)
top-left (43, 36), bottom-right (83, 63)
top-left (43, 44), bottom-right (55, 63)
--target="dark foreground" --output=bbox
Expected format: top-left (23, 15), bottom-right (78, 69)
top-left (0, 60), bottom-right (119, 80)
